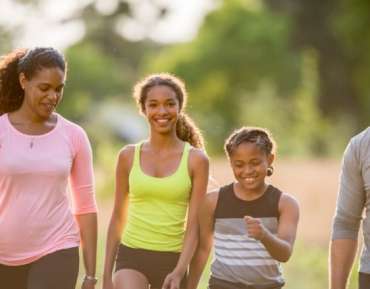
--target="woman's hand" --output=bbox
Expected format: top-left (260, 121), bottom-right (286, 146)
top-left (162, 270), bottom-right (183, 289)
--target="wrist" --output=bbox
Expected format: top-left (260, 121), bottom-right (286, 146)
top-left (259, 228), bottom-right (270, 242)
top-left (83, 275), bottom-right (98, 285)
top-left (173, 265), bottom-right (187, 277)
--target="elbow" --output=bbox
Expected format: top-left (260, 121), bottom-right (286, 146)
top-left (276, 253), bottom-right (291, 263)
top-left (184, 225), bottom-right (200, 245)
top-left (332, 216), bottom-right (361, 240)
top-left (107, 217), bottom-right (124, 237)
top-left (275, 245), bottom-right (293, 263)
top-left (198, 242), bottom-right (212, 257)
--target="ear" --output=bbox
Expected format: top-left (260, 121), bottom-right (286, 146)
top-left (267, 153), bottom-right (275, 165)
top-left (18, 72), bottom-right (27, 90)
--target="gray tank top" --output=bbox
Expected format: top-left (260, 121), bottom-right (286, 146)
top-left (210, 183), bottom-right (285, 288)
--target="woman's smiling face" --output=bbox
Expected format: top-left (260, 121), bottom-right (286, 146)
top-left (143, 85), bottom-right (181, 134)
top-left (20, 66), bottom-right (65, 120)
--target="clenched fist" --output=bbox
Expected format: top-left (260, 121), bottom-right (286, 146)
top-left (244, 216), bottom-right (268, 241)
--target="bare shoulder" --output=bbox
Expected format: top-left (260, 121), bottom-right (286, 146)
top-left (118, 144), bottom-right (135, 159)
top-left (188, 146), bottom-right (209, 167)
top-left (279, 192), bottom-right (300, 214)
top-left (202, 189), bottom-right (220, 213)
top-left (117, 144), bottom-right (136, 171)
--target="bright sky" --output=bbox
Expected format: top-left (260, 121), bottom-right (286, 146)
top-left (0, 0), bottom-right (215, 50)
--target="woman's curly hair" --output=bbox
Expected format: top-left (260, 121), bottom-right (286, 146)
top-left (0, 47), bottom-right (66, 114)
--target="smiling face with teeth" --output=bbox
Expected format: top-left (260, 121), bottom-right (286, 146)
top-left (143, 85), bottom-right (181, 135)
top-left (229, 142), bottom-right (274, 194)
top-left (19, 67), bottom-right (65, 121)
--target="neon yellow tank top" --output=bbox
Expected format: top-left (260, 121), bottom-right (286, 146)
top-left (122, 142), bottom-right (192, 252)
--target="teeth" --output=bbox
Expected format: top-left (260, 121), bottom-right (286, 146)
top-left (157, 119), bottom-right (169, 123)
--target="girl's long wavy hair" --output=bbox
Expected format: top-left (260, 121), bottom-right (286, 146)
top-left (0, 47), bottom-right (66, 115)
top-left (133, 73), bottom-right (204, 148)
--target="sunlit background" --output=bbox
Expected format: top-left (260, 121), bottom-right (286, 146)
top-left (1, 0), bottom-right (369, 288)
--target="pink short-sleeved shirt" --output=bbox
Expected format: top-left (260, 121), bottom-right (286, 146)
top-left (0, 113), bottom-right (97, 266)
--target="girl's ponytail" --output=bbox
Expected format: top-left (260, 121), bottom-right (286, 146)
top-left (176, 113), bottom-right (204, 149)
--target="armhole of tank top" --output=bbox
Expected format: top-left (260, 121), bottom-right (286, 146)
top-left (275, 188), bottom-right (283, 220)
top-left (182, 142), bottom-right (191, 177)
top-left (214, 186), bottom-right (226, 219)
top-left (131, 142), bottom-right (142, 173)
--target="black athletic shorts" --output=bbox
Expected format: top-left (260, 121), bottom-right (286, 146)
top-left (0, 247), bottom-right (79, 289)
top-left (359, 272), bottom-right (370, 289)
top-left (208, 276), bottom-right (283, 289)
top-left (115, 244), bottom-right (187, 289)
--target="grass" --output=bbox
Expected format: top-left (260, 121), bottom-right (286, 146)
top-left (80, 238), bottom-right (358, 289)
top-left (85, 157), bottom-right (359, 288)
top-left (195, 241), bottom-right (358, 289)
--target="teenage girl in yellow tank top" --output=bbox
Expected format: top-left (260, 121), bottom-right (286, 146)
top-left (102, 74), bottom-right (209, 289)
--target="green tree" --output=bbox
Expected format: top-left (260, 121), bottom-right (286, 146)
top-left (265, 0), bottom-right (370, 127)
top-left (148, 0), bottom-right (370, 155)
top-left (58, 0), bottom-right (164, 121)
top-left (149, 0), bottom-right (302, 153)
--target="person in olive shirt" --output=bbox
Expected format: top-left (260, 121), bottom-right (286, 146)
top-left (330, 127), bottom-right (370, 289)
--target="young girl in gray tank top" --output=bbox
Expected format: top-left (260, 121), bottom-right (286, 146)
top-left (187, 127), bottom-right (300, 289)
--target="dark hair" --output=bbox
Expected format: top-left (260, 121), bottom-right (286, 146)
top-left (133, 73), bottom-right (204, 148)
top-left (225, 126), bottom-right (276, 157)
top-left (0, 47), bottom-right (66, 114)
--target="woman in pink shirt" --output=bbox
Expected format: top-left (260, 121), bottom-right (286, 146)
top-left (0, 47), bottom-right (98, 289)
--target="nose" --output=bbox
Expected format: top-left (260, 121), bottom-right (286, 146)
top-left (48, 90), bottom-right (59, 102)
top-left (244, 164), bottom-right (255, 174)
top-left (158, 104), bottom-right (168, 114)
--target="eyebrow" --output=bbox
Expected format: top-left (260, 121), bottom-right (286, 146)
top-left (38, 82), bottom-right (65, 88)
top-left (147, 98), bottom-right (176, 102)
